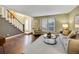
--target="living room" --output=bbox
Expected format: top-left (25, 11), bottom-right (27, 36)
top-left (0, 5), bottom-right (79, 54)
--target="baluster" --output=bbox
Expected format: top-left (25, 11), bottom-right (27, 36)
top-left (0, 7), bottom-right (24, 32)
top-left (14, 18), bottom-right (17, 27)
top-left (17, 21), bottom-right (20, 29)
top-left (4, 8), bottom-right (6, 18)
top-left (12, 16), bottom-right (14, 24)
top-left (20, 24), bottom-right (22, 31)
top-left (8, 12), bottom-right (11, 23)
top-left (5, 10), bottom-right (8, 20)
top-left (16, 19), bottom-right (18, 28)
top-left (7, 9), bottom-right (24, 32)
top-left (13, 17), bottom-right (15, 26)
top-left (20, 24), bottom-right (23, 31)
top-left (10, 15), bottom-right (12, 24)
top-left (18, 22), bottom-right (20, 30)
top-left (0, 7), bottom-right (2, 16)
top-left (9, 13), bottom-right (11, 23)
top-left (1, 7), bottom-right (5, 18)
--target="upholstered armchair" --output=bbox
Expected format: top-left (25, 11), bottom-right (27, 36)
top-left (33, 28), bottom-right (42, 35)
top-left (60, 29), bottom-right (71, 36)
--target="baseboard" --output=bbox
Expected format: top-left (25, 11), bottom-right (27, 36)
top-left (25, 32), bottom-right (33, 35)
top-left (6, 33), bottom-right (25, 39)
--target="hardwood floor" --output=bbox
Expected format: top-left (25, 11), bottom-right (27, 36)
top-left (0, 34), bottom-right (40, 54)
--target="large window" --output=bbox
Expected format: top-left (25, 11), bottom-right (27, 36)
top-left (41, 16), bottom-right (55, 33)
top-left (75, 16), bottom-right (79, 32)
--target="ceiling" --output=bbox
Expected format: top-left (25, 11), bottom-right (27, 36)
top-left (4, 5), bottom-right (77, 17)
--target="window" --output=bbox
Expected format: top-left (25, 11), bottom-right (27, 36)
top-left (41, 16), bottom-right (55, 33)
top-left (75, 16), bottom-right (79, 32)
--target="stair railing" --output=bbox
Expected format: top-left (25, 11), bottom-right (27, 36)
top-left (1, 7), bottom-right (25, 32)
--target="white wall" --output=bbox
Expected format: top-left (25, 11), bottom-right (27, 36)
top-left (25, 16), bottom-right (33, 33)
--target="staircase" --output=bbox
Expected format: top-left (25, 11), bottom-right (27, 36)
top-left (0, 6), bottom-right (25, 37)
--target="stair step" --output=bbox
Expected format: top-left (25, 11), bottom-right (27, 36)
top-left (0, 15), bottom-right (23, 32)
top-left (4, 19), bottom-right (21, 31)
top-left (0, 8), bottom-right (23, 32)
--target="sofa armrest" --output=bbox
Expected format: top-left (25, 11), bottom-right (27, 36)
top-left (68, 39), bottom-right (79, 54)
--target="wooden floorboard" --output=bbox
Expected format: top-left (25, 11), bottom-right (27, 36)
top-left (0, 34), bottom-right (40, 54)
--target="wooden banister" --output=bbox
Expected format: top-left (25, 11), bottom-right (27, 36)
top-left (7, 9), bottom-right (23, 25)
top-left (6, 9), bottom-right (25, 32)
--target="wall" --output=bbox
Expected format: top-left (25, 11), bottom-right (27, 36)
top-left (69, 6), bottom-right (79, 30)
top-left (8, 10), bottom-right (33, 33)
top-left (16, 12), bottom-right (25, 24)
top-left (33, 14), bottom-right (69, 33)
top-left (12, 11), bottom-right (33, 32)
top-left (25, 16), bottom-right (33, 32)
top-left (55, 14), bottom-right (69, 33)
top-left (32, 17), bottom-right (40, 30)
top-left (33, 6), bottom-right (79, 33)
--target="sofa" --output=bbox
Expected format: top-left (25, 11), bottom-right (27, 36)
top-left (68, 39), bottom-right (79, 54)
top-left (60, 29), bottom-right (79, 54)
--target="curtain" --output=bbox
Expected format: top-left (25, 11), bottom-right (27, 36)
top-left (41, 17), bottom-right (48, 32)
top-left (41, 16), bottom-right (55, 33)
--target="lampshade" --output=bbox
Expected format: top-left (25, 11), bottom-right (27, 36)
top-left (62, 24), bottom-right (68, 29)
